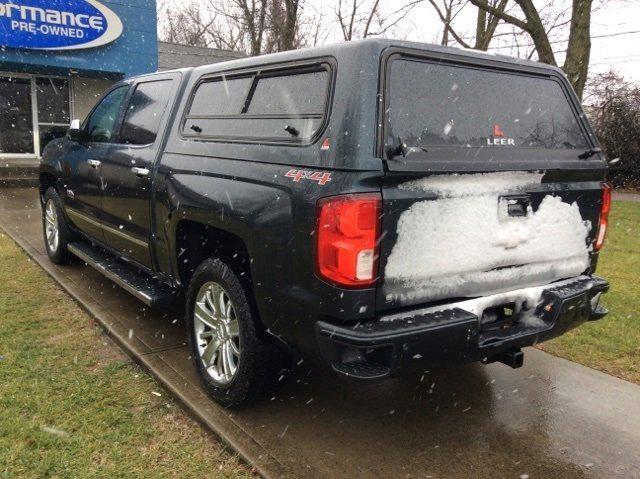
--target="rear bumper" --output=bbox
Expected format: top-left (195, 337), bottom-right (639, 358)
top-left (315, 275), bottom-right (609, 380)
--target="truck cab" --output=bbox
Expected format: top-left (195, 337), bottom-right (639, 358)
top-left (40, 39), bottom-right (610, 407)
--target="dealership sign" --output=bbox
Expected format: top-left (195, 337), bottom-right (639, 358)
top-left (0, 0), bottom-right (123, 50)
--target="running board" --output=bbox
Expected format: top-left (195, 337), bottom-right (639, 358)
top-left (67, 242), bottom-right (177, 307)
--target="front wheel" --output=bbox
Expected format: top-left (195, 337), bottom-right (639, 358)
top-left (185, 258), bottom-right (286, 407)
top-left (42, 187), bottom-right (74, 264)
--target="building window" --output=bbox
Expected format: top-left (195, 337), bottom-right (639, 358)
top-left (0, 73), bottom-right (71, 158)
top-left (36, 77), bottom-right (71, 152)
top-left (0, 76), bottom-right (34, 155)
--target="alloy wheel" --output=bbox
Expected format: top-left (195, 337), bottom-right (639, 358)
top-left (193, 281), bottom-right (241, 384)
top-left (44, 199), bottom-right (59, 253)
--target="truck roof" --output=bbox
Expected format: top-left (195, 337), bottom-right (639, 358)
top-left (187, 38), bottom-right (565, 78)
top-left (125, 39), bottom-right (565, 85)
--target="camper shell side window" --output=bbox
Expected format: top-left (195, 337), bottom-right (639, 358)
top-left (181, 60), bottom-right (334, 145)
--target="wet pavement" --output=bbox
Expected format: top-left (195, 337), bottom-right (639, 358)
top-left (1, 187), bottom-right (639, 479)
top-left (613, 191), bottom-right (640, 202)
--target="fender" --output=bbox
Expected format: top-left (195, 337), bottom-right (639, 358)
top-left (157, 167), bottom-right (294, 292)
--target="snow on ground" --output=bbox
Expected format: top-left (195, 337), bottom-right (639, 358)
top-left (384, 172), bottom-right (592, 303)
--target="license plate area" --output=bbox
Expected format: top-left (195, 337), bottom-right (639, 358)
top-left (500, 194), bottom-right (531, 217)
top-left (479, 303), bottom-right (517, 333)
top-left (478, 300), bottom-right (550, 347)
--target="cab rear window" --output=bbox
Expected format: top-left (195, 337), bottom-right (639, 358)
top-left (387, 58), bottom-right (588, 150)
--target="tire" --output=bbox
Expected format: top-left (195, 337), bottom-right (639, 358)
top-left (42, 187), bottom-right (74, 264)
top-left (185, 258), bottom-right (286, 408)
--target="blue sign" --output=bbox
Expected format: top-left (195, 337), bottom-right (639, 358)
top-left (0, 0), bottom-right (123, 50)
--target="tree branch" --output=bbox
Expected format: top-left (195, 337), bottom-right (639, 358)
top-left (363, 0), bottom-right (381, 37)
top-left (427, 0), bottom-right (471, 48)
top-left (467, 0), bottom-right (529, 32)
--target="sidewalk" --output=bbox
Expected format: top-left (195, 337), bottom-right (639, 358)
top-left (613, 191), bottom-right (640, 202)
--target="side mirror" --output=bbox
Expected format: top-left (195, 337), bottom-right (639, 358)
top-left (67, 119), bottom-right (88, 143)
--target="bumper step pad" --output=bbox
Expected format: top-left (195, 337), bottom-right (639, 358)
top-left (317, 276), bottom-right (609, 380)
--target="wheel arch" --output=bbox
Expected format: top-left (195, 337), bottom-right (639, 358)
top-left (176, 219), bottom-right (266, 330)
top-left (175, 219), bottom-right (252, 288)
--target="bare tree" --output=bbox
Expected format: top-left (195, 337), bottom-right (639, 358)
top-left (467, 0), bottom-right (594, 99)
top-left (585, 71), bottom-right (640, 188)
top-left (336, 0), bottom-right (377, 40)
top-left (427, 0), bottom-right (466, 46)
top-left (268, 0), bottom-right (301, 51)
top-left (297, 5), bottom-right (331, 47)
top-left (473, 0), bottom-right (508, 49)
top-left (335, 0), bottom-right (422, 41)
top-left (205, 12), bottom-right (248, 52)
top-left (158, 1), bottom-right (213, 46)
top-left (427, 0), bottom-right (511, 49)
top-left (158, 0), bottom-right (249, 52)
top-left (159, 0), bottom-right (315, 55)
top-left (223, 0), bottom-right (269, 55)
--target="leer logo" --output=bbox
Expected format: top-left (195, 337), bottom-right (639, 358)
top-left (0, 0), bottom-right (123, 50)
top-left (487, 123), bottom-right (515, 146)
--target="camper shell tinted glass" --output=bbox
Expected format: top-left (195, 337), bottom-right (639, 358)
top-left (182, 61), bottom-right (332, 144)
top-left (382, 52), bottom-right (592, 167)
top-left (188, 76), bottom-right (253, 117)
top-left (247, 70), bottom-right (328, 115)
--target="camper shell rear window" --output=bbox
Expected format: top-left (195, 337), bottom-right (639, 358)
top-left (384, 55), bottom-right (590, 154)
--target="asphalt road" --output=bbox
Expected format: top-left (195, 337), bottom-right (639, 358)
top-left (1, 187), bottom-right (639, 479)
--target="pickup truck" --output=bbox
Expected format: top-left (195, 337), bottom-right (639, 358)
top-left (40, 39), bottom-right (610, 407)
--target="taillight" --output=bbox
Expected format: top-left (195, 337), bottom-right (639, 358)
top-left (316, 193), bottom-right (382, 287)
top-left (594, 183), bottom-right (612, 252)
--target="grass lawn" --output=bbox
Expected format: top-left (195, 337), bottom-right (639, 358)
top-left (0, 234), bottom-right (252, 479)
top-left (540, 200), bottom-right (640, 384)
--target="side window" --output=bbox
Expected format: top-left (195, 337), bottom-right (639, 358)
top-left (247, 71), bottom-right (327, 115)
top-left (120, 80), bottom-right (174, 146)
top-left (189, 77), bottom-right (252, 116)
top-left (85, 86), bottom-right (129, 143)
top-left (183, 66), bottom-right (330, 142)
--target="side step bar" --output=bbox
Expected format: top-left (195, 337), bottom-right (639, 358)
top-left (67, 242), bottom-right (177, 308)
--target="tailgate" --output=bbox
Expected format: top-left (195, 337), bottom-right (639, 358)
top-left (377, 170), bottom-right (605, 311)
top-left (376, 52), bottom-right (608, 311)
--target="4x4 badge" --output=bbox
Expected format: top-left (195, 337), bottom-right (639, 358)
top-left (285, 169), bottom-right (332, 185)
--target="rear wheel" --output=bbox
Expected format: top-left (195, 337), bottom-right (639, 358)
top-left (42, 187), bottom-right (74, 264)
top-left (193, 281), bottom-right (241, 384)
top-left (185, 258), bottom-right (285, 407)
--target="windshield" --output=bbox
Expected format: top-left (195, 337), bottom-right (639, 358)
top-left (387, 58), bottom-right (589, 151)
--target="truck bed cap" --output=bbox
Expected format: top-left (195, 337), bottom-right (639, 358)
top-left (190, 38), bottom-right (565, 77)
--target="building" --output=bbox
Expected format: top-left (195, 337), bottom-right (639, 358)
top-left (0, 0), bottom-right (241, 176)
top-left (158, 41), bottom-right (245, 71)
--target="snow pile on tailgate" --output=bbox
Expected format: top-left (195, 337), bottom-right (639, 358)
top-left (383, 172), bottom-right (591, 303)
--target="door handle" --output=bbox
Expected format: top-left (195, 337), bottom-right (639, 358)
top-left (131, 167), bottom-right (150, 177)
top-left (87, 159), bottom-right (101, 168)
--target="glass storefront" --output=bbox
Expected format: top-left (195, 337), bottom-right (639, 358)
top-left (0, 76), bottom-right (34, 155)
top-left (0, 73), bottom-right (70, 158)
